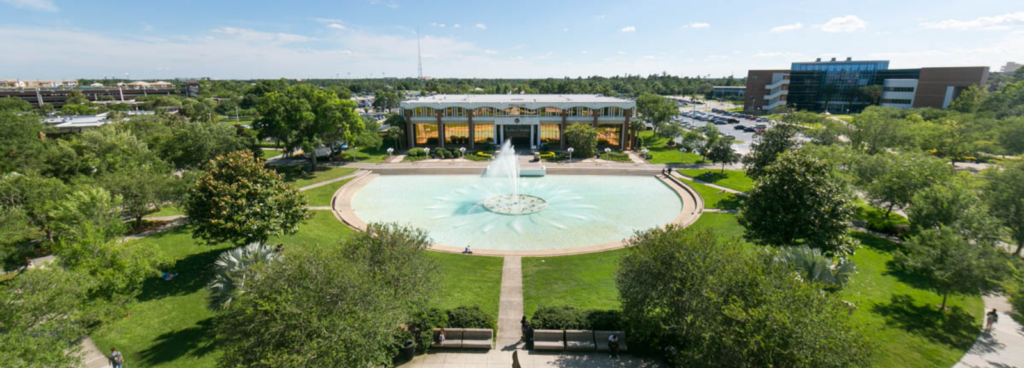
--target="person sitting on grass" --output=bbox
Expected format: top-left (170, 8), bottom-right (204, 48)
top-left (463, 246), bottom-right (473, 255)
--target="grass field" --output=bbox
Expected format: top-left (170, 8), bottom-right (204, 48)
top-left (522, 249), bottom-right (627, 318)
top-left (677, 169), bottom-right (754, 192)
top-left (272, 166), bottom-right (357, 188)
top-left (260, 149), bottom-right (281, 160)
top-left (684, 180), bottom-right (744, 210)
top-left (145, 205), bottom-right (184, 218)
top-left (90, 211), bottom-right (504, 368)
top-left (638, 131), bottom-right (706, 164)
top-left (301, 178), bottom-right (353, 206)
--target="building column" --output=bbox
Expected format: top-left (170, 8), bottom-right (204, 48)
top-left (468, 110), bottom-right (475, 150)
top-left (624, 108), bottom-right (633, 150)
top-left (621, 122), bottom-right (627, 148)
top-left (436, 112), bottom-right (444, 148)
top-left (403, 110), bottom-right (414, 149)
top-left (529, 125), bottom-right (536, 149)
top-left (592, 112), bottom-right (598, 128)
top-left (559, 112), bottom-right (567, 150)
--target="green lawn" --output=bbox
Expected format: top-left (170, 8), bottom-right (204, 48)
top-left (272, 166), bottom-right (357, 188)
top-left (342, 146), bottom-right (390, 163)
top-left (260, 149), bottom-right (281, 160)
top-left (428, 253), bottom-right (503, 319)
top-left (677, 169), bottom-right (754, 192)
top-left (522, 249), bottom-right (627, 318)
top-left (684, 180), bottom-right (744, 210)
top-left (638, 131), bottom-right (706, 164)
top-left (841, 233), bottom-right (983, 368)
top-left (90, 210), bottom-right (505, 368)
top-left (689, 212), bottom-right (747, 243)
top-left (301, 178), bottom-right (353, 207)
top-left (145, 205), bottom-right (184, 218)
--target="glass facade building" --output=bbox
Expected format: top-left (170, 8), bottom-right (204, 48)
top-left (788, 60), bottom-right (892, 113)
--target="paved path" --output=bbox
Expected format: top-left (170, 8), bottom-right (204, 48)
top-left (954, 294), bottom-right (1024, 368)
top-left (670, 171), bottom-right (747, 196)
top-left (296, 170), bottom-right (367, 191)
top-left (497, 256), bottom-right (525, 351)
top-left (80, 337), bottom-right (109, 368)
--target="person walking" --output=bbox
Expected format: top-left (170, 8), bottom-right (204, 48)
top-left (520, 316), bottom-right (527, 341)
top-left (985, 308), bottom-right (999, 332)
top-left (108, 348), bottom-right (124, 368)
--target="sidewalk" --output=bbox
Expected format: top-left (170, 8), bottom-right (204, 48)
top-left (953, 294), bottom-right (1024, 368)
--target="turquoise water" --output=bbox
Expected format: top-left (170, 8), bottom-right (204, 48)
top-left (351, 175), bottom-right (683, 251)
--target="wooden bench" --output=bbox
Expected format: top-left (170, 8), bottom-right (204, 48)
top-left (533, 329), bottom-right (565, 351)
top-left (460, 328), bottom-right (493, 349)
top-left (430, 329), bottom-right (462, 349)
top-left (565, 330), bottom-right (596, 351)
top-left (595, 330), bottom-right (628, 352)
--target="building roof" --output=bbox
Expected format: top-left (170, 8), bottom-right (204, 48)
top-left (712, 86), bottom-right (745, 89)
top-left (401, 94), bottom-right (635, 109)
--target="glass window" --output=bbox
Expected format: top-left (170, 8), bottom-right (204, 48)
top-left (445, 124), bottom-right (469, 145)
top-left (596, 126), bottom-right (621, 147)
top-left (415, 123), bottom-right (439, 145)
top-left (539, 124), bottom-right (560, 144)
top-left (474, 123), bottom-right (494, 143)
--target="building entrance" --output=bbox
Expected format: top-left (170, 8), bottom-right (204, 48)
top-left (502, 125), bottom-right (532, 148)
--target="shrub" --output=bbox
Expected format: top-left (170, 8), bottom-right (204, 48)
top-left (438, 149), bottom-right (450, 159)
top-left (477, 142), bottom-right (495, 151)
top-left (408, 308), bottom-right (447, 353)
top-left (476, 151), bottom-right (492, 158)
top-left (408, 148), bottom-right (425, 157)
top-left (446, 306), bottom-right (494, 329)
top-left (530, 306), bottom-right (624, 330)
top-left (585, 310), bottom-right (623, 330)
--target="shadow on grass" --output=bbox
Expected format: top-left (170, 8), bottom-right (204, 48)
top-left (272, 165), bottom-right (329, 183)
top-left (138, 317), bottom-right (218, 366)
top-left (137, 247), bottom-right (224, 302)
top-left (852, 232), bottom-right (901, 253)
top-left (693, 171), bottom-right (729, 184)
top-left (717, 195), bottom-right (745, 211)
top-left (870, 294), bottom-right (979, 349)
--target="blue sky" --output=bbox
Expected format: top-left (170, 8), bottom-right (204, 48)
top-left (1, 0), bottom-right (1022, 79)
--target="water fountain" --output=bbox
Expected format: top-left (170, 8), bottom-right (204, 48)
top-left (483, 140), bottom-right (548, 215)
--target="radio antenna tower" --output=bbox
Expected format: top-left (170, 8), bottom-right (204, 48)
top-left (416, 28), bottom-right (423, 79)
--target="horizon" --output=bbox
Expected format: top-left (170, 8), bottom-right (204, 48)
top-left (0, 0), bottom-right (1022, 80)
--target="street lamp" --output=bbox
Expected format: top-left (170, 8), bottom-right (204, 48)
top-left (424, 147), bottom-right (431, 159)
top-left (567, 147), bottom-right (574, 163)
top-left (641, 148), bottom-right (649, 160)
top-left (459, 147), bottom-right (466, 159)
top-left (386, 147), bottom-right (394, 160)
top-left (604, 147), bottom-right (611, 161)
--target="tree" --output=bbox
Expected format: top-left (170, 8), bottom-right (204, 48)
top-left (0, 268), bottom-right (93, 368)
top-left (773, 245), bottom-right (856, 290)
top-left (372, 89), bottom-right (401, 112)
top-left (100, 165), bottom-right (175, 228)
top-left (859, 85), bottom-right (883, 105)
top-left (0, 173), bottom-right (68, 242)
top-left (895, 227), bottom-right (1012, 310)
top-left (742, 124), bottom-right (798, 179)
top-left (208, 242), bottom-right (281, 310)
top-left (564, 123), bottom-right (598, 158)
top-left (180, 98), bottom-right (219, 123)
top-left (679, 130), bottom-right (705, 155)
top-left (65, 90), bottom-right (90, 105)
top-left (0, 111), bottom-right (47, 174)
top-left (185, 151), bottom-right (309, 245)
top-left (0, 96), bottom-right (32, 111)
top-left (656, 121), bottom-right (684, 141)
top-left (617, 226), bottom-right (872, 368)
top-left (55, 227), bottom-right (163, 304)
top-left (45, 124), bottom-right (159, 179)
top-left (636, 93), bottom-right (676, 134)
top-left (982, 161), bottom-right (1024, 255)
top-left (739, 151), bottom-right (857, 256)
top-left (215, 223), bottom-right (438, 368)
top-left (160, 121), bottom-right (256, 169)
top-left (256, 84), bottom-right (363, 170)
top-left (694, 124), bottom-right (721, 161)
top-left (855, 151), bottom-right (953, 218)
top-left (950, 85), bottom-right (986, 114)
top-left (706, 139), bottom-right (737, 173)
top-left (998, 119), bottom-right (1024, 156)
top-left (847, 107), bottom-right (911, 154)
top-left (382, 114), bottom-right (407, 149)
top-left (907, 177), bottom-right (1000, 246)
top-left (50, 186), bottom-right (126, 242)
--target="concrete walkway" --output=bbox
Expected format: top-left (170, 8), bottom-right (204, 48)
top-left (497, 256), bottom-right (525, 351)
top-left (80, 337), bottom-right (109, 368)
top-left (953, 294), bottom-right (1024, 368)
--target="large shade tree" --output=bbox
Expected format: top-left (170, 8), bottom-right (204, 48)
top-left (184, 151), bottom-right (310, 246)
top-left (617, 226), bottom-right (872, 368)
top-left (854, 151), bottom-right (953, 218)
top-left (742, 124), bottom-right (798, 179)
top-left (739, 151), bottom-right (857, 256)
top-left (907, 176), bottom-right (1001, 247)
top-left (983, 161), bottom-right (1024, 255)
top-left (256, 84), bottom-right (363, 170)
top-left (215, 223), bottom-right (438, 368)
top-left (0, 268), bottom-right (93, 367)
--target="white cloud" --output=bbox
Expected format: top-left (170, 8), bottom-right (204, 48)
top-left (819, 15), bottom-right (867, 33)
top-left (314, 18), bottom-right (344, 24)
top-left (210, 27), bottom-right (313, 43)
top-left (581, 50), bottom-right (588, 54)
top-left (689, 22), bottom-right (710, 28)
top-left (439, 23), bottom-right (446, 28)
top-left (328, 24), bottom-right (346, 30)
top-left (920, 12), bottom-right (1024, 31)
top-left (771, 23), bottom-right (802, 33)
top-left (453, 24), bottom-right (461, 28)
top-left (475, 23), bottom-right (487, 30)
top-left (616, 51), bottom-right (626, 55)
top-left (339, 50), bottom-right (353, 55)
top-left (643, 55), bottom-right (656, 59)
top-left (484, 49), bottom-right (498, 54)
top-left (0, 0), bottom-right (57, 12)
top-left (620, 26), bottom-right (636, 33)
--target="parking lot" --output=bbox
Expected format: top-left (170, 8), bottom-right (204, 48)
top-left (671, 108), bottom-right (774, 154)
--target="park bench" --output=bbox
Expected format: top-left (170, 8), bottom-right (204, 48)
top-left (565, 330), bottom-right (597, 351)
top-left (532, 329), bottom-right (565, 351)
top-left (595, 331), bottom-right (628, 352)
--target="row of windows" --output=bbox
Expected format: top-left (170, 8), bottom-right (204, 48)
top-left (883, 87), bottom-right (915, 92)
top-left (408, 106), bottom-right (627, 118)
top-left (881, 98), bottom-right (913, 104)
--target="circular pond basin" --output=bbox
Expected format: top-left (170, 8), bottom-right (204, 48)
top-left (349, 175), bottom-right (684, 251)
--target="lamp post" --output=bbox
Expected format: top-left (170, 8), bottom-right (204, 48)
top-left (424, 147), bottom-right (430, 159)
top-left (567, 147), bottom-right (574, 164)
top-left (459, 147), bottom-right (466, 160)
top-left (604, 147), bottom-right (611, 161)
top-left (386, 147), bottom-right (394, 161)
top-left (641, 148), bottom-right (649, 161)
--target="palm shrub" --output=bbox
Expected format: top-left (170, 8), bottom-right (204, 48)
top-left (772, 246), bottom-right (856, 291)
top-left (208, 242), bottom-right (281, 310)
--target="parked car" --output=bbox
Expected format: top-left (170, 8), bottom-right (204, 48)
top-left (735, 125), bottom-right (746, 130)
top-left (744, 127), bottom-right (756, 133)
top-left (756, 117), bottom-right (769, 123)
top-left (727, 118), bottom-right (739, 124)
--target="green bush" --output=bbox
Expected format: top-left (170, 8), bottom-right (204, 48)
top-left (530, 306), bottom-right (624, 330)
top-left (446, 306), bottom-right (494, 329)
top-left (408, 148), bottom-right (425, 157)
top-left (408, 308), bottom-right (447, 353)
top-left (438, 149), bottom-right (450, 159)
top-left (585, 310), bottom-right (623, 330)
